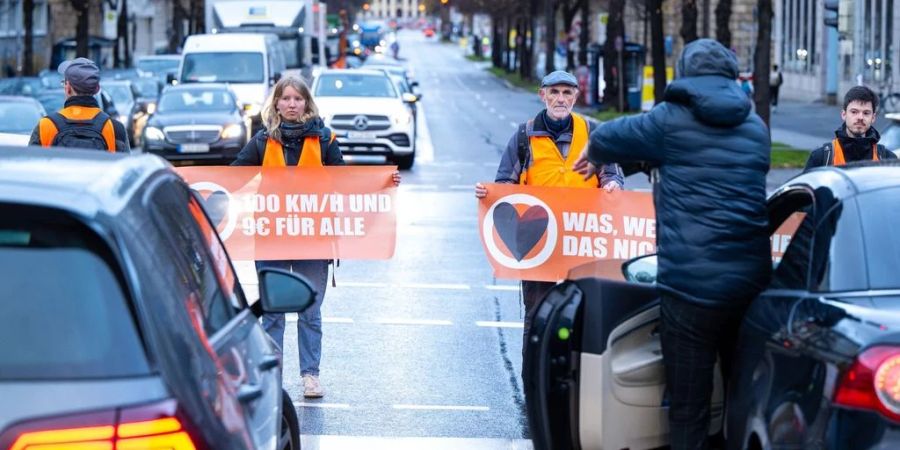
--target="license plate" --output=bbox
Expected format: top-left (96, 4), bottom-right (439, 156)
top-left (179, 143), bottom-right (210, 153)
top-left (347, 131), bottom-right (376, 139)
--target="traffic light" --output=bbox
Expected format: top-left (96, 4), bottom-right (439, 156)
top-left (824, 0), bottom-right (839, 28)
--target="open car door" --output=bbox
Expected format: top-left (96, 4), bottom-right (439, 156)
top-left (524, 259), bottom-right (725, 450)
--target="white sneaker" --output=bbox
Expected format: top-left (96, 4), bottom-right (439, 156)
top-left (303, 375), bottom-right (325, 398)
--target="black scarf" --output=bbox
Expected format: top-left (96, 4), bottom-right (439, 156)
top-left (835, 124), bottom-right (881, 162)
top-left (279, 121), bottom-right (313, 147)
top-left (539, 110), bottom-right (573, 141)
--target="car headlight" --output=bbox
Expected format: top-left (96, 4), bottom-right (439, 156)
top-left (146, 102), bottom-right (156, 115)
top-left (144, 126), bottom-right (165, 141)
top-left (243, 102), bottom-right (262, 117)
top-left (392, 112), bottom-right (412, 125)
top-left (114, 114), bottom-right (128, 127)
top-left (221, 124), bottom-right (244, 139)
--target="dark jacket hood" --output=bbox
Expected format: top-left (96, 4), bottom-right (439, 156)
top-left (665, 38), bottom-right (751, 127)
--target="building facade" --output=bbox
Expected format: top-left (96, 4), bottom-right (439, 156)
top-left (367, 0), bottom-right (422, 19)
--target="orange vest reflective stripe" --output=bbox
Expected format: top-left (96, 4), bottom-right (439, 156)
top-left (831, 138), bottom-right (879, 166)
top-left (38, 106), bottom-right (116, 152)
top-left (521, 113), bottom-right (598, 188)
top-left (262, 131), bottom-right (335, 167)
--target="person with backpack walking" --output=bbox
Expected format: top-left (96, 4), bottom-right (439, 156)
top-left (805, 85), bottom-right (896, 169)
top-left (28, 57), bottom-right (129, 152)
top-left (473, 70), bottom-right (623, 355)
top-left (232, 76), bottom-right (400, 398)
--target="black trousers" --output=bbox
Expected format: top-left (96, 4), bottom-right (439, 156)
top-left (522, 280), bottom-right (556, 353)
top-left (771, 86), bottom-right (781, 106)
top-left (660, 295), bottom-right (747, 450)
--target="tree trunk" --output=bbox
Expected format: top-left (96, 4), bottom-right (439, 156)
top-left (170, 0), bottom-right (186, 53)
top-left (681, 0), bottom-right (698, 44)
top-left (23, 0), bottom-right (34, 75)
top-left (122, 0), bottom-right (130, 67)
top-left (715, 0), bottom-right (732, 48)
top-left (491, 14), bottom-right (503, 68)
top-left (753, 0), bottom-right (773, 127)
top-left (603, 0), bottom-right (625, 111)
top-left (649, 0), bottom-right (666, 104)
top-left (578, 0), bottom-right (589, 66)
top-left (70, 0), bottom-right (90, 58)
top-left (544, 0), bottom-right (557, 76)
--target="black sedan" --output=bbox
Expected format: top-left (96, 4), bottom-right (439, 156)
top-left (0, 147), bottom-right (312, 450)
top-left (143, 84), bottom-right (250, 164)
top-left (525, 161), bottom-right (900, 450)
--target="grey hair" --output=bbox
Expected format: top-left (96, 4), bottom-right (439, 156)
top-left (261, 76), bottom-right (319, 142)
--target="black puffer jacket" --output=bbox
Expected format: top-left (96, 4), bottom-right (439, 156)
top-left (587, 39), bottom-right (772, 308)
top-left (231, 117), bottom-right (344, 166)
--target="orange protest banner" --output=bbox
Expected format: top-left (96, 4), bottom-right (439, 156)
top-left (478, 184), bottom-right (656, 282)
top-left (176, 166), bottom-right (397, 261)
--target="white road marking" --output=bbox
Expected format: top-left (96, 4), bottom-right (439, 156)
top-left (392, 404), bottom-right (490, 412)
top-left (415, 103), bottom-right (435, 163)
top-left (294, 402), bottom-right (352, 409)
top-left (499, 114), bottom-right (507, 120)
top-left (476, 321), bottom-right (524, 329)
top-left (484, 285), bottom-right (519, 291)
top-left (301, 435), bottom-right (535, 449)
top-left (338, 281), bottom-right (390, 288)
top-left (488, 107), bottom-right (496, 114)
top-left (375, 319), bottom-right (454, 326)
top-left (286, 316), bottom-right (354, 323)
top-left (395, 282), bottom-right (470, 290)
top-left (510, 121), bottom-right (518, 128)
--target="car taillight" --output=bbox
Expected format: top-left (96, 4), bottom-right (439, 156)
top-left (6, 400), bottom-right (199, 450)
top-left (834, 346), bottom-right (900, 422)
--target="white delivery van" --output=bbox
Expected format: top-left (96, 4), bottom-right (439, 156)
top-left (177, 33), bottom-right (286, 130)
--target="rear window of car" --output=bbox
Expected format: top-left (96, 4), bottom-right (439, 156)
top-left (315, 74), bottom-right (397, 98)
top-left (0, 205), bottom-right (150, 380)
top-left (858, 187), bottom-right (900, 289)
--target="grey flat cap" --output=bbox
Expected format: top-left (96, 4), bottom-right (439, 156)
top-left (541, 70), bottom-right (578, 88)
top-left (58, 57), bottom-right (100, 95)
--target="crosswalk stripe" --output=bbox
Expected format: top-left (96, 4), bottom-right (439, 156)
top-left (392, 404), bottom-right (490, 412)
top-left (475, 321), bottom-right (524, 329)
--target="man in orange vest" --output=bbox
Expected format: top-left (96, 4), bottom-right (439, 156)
top-left (805, 86), bottom-right (896, 168)
top-left (28, 57), bottom-right (129, 152)
top-left (474, 70), bottom-right (623, 352)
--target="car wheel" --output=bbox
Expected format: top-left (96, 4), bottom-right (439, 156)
top-left (279, 389), bottom-right (300, 450)
top-left (395, 150), bottom-right (415, 170)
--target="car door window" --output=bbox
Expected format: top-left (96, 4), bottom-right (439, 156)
top-left (767, 189), bottom-right (816, 290)
top-left (187, 191), bottom-right (248, 310)
top-left (810, 198), bottom-right (866, 292)
top-left (149, 180), bottom-right (234, 335)
top-left (858, 186), bottom-right (900, 289)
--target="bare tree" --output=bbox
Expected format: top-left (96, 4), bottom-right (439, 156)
top-left (753, 0), bottom-right (773, 127)
top-left (715, 0), bottom-right (732, 48)
top-left (544, 0), bottom-right (558, 75)
top-left (681, 0), bottom-right (698, 44)
top-left (69, 0), bottom-right (90, 58)
top-left (649, 0), bottom-right (666, 104)
top-left (23, 0), bottom-right (34, 74)
top-left (603, 0), bottom-right (625, 111)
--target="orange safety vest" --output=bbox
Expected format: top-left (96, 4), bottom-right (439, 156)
top-left (38, 106), bottom-right (116, 152)
top-left (262, 131), bottom-right (336, 167)
top-left (520, 113), bottom-right (598, 188)
top-left (830, 138), bottom-right (879, 166)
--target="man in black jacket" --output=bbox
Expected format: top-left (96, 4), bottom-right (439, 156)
top-left (575, 39), bottom-right (772, 450)
top-left (805, 86), bottom-right (896, 169)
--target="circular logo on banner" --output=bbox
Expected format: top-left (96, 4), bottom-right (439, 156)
top-left (190, 182), bottom-right (238, 240)
top-left (482, 193), bottom-right (557, 269)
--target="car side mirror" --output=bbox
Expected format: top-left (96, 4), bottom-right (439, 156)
top-left (271, 72), bottom-right (282, 85)
top-left (166, 73), bottom-right (176, 85)
top-left (402, 92), bottom-right (418, 103)
top-left (621, 254), bottom-right (658, 284)
top-left (258, 268), bottom-right (316, 313)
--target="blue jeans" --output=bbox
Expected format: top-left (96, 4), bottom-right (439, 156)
top-left (257, 259), bottom-right (329, 377)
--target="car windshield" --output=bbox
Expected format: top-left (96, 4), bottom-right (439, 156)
top-left (36, 92), bottom-right (65, 113)
top-left (0, 205), bottom-right (150, 380)
top-left (158, 89), bottom-right (235, 113)
top-left (0, 102), bottom-right (43, 133)
top-left (316, 74), bottom-right (397, 97)
top-left (182, 53), bottom-right (264, 83)
top-left (137, 58), bottom-right (180, 74)
top-left (879, 125), bottom-right (900, 152)
top-left (132, 79), bottom-right (161, 99)
top-left (104, 85), bottom-right (134, 110)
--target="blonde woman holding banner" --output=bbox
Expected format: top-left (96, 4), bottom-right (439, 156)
top-left (233, 76), bottom-right (400, 398)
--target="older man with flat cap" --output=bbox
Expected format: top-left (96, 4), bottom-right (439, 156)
top-left (29, 57), bottom-right (129, 152)
top-left (475, 70), bottom-right (623, 357)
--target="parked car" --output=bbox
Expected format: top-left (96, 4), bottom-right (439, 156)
top-left (103, 79), bottom-right (142, 146)
top-left (0, 96), bottom-right (45, 146)
top-left (135, 54), bottom-right (181, 84)
top-left (143, 83), bottom-right (250, 164)
top-left (0, 147), bottom-right (312, 450)
top-left (0, 77), bottom-right (44, 96)
top-left (880, 113), bottom-right (900, 156)
top-left (524, 161), bottom-right (900, 450)
top-left (312, 69), bottom-right (418, 169)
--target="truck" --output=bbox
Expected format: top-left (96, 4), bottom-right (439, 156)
top-left (205, 0), bottom-right (309, 68)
